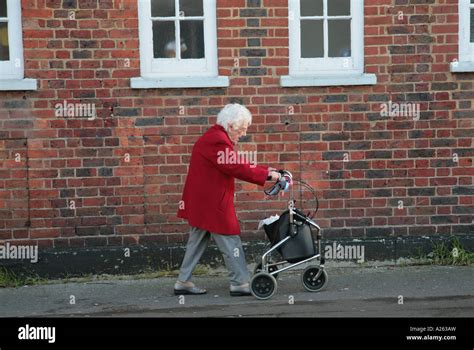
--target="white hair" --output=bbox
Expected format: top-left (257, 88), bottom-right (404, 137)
top-left (216, 104), bottom-right (252, 131)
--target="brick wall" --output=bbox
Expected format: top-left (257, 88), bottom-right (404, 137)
top-left (0, 0), bottom-right (472, 251)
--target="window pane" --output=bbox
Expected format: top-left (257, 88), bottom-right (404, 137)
top-left (151, 0), bottom-right (175, 17)
top-left (471, 9), bottom-right (474, 43)
top-left (0, 0), bottom-right (6, 17)
top-left (0, 22), bottom-right (9, 61)
top-left (328, 20), bottom-right (351, 57)
top-left (300, 0), bottom-right (323, 16)
top-left (179, 0), bottom-right (203, 16)
top-left (301, 20), bottom-right (323, 58)
top-left (153, 21), bottom-right (176, 58)
top-left (180, 20), bottom-right (204, 59)
top-left (328, 0), bottom-right (350, 16)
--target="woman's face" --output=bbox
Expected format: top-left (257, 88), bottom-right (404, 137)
top-left (227, 122), bottom-right (249, 144)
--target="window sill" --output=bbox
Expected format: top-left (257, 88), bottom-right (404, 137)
top-left (280, 73), bottom-right (377, 87)
top-left (0, 78), bottom-right (38, 91)
top-left (131, 76), bottom-right (230, 89)
top-left (450, 61), bottom-right (474, 73)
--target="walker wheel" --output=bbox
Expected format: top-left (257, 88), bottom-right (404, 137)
top-left (251, 272), bottom-right (278, 300)
top-left (301, 265), bottom-right (328, 292)
top-left (253, 263), bottom-right (279, 279)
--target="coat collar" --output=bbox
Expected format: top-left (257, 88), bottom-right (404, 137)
top-left (213, 124), bottom-right (235, 145)
top-left (214, 124), bottom-right (226, 133)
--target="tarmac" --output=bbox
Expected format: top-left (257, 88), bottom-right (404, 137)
top-left (0, 263), bottom-right (473, 317)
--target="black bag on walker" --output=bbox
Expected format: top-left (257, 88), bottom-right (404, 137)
top-left (263, 210), bottom-right (316, 263)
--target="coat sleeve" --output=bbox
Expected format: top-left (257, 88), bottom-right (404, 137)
top-left (205, 139), bottom-right (269, 186)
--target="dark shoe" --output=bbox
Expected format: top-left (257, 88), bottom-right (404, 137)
top-left (174, 281), bottom-right (207, 295)
top-left (230, 283), bottom-right (251, 296)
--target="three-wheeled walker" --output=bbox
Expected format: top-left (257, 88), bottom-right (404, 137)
top-left (250, 170), bottom-right (328, 300)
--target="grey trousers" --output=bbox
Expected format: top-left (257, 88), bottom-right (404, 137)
top-left (178, 226), bottom-right (250, 286)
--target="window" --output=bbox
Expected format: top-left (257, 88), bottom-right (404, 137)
top-left (132, 0), bottom-right (228, 88)
top-left (451, 0), bottom-right (474, 72)
top-left (0, 0), bottom-right (36, 90)
top-left (281, 0), bottom-right (376, 87)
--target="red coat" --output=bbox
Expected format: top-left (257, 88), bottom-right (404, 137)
top-left (177, 124), bottom-right (269, 235)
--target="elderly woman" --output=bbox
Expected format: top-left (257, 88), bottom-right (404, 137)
top-left (175, 104), bottom-right (280, 296)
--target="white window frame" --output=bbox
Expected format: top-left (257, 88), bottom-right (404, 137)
top-left (281, 0), bottom-right (376, 87)
top-left (132, 0), bottom-right (228, 89)
top-left (0, 0), bottom-right (37, 90)
top-left (451, 0), bottom-right (474, 72)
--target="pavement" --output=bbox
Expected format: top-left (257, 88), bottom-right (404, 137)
top-left (0, 264), bottom-right (473, 317)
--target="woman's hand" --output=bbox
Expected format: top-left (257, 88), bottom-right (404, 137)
top-left (267, 168), bottom-right (281, 181)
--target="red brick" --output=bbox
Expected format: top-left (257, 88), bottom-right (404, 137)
top-left (0, 0), bottom-right (469, 248)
